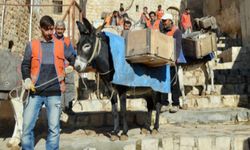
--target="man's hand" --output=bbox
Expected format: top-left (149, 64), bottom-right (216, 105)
top-left (23, 78), bottom-right (35, 92)
top-left (65, 66), bottom-right (74, 74)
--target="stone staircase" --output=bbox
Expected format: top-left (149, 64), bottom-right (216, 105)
top-left (1, 46), bottom-right (250, 150)
top-left (56, 44), bottom-right (250, 149)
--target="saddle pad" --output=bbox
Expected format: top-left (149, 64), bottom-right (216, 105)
top-left (104, 32), bottom-right (171, 93)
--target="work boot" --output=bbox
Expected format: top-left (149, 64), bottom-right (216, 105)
top-left (169, 105), bottom-right (179, 113)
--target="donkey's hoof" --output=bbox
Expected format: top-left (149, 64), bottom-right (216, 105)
top-left (7, 138), bottom-right (20, 148)
top-left (181, 104), bottom-right (188, 110)
top-left (10, 145), bottom-right (21, 150)
top-left (110, 135), bottom-right (119, 141)
top-left (120, 134), bottom-right (128, 141)
top-left (151, 129), bottom-right (158, 135)
top-left (140, 128), bottom-right (150, 135)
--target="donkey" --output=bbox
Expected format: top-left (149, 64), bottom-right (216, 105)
top-left (74, 18), bottom-right (164, 141)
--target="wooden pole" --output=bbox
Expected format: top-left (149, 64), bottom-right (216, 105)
top-left (72, 0), bottom-right (75, 46)
top-left (62, 0), bottom-right (75, 21)
top-left (28, 0), bottom-right (34, 41)
top-left (0, 0), bottom-right (6, 43)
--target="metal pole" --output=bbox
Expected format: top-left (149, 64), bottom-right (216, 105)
top-left (72, 0), bottom-right (75, 47)
top-left (68, 11), bottom-right (70, 37)
top-left (29, 0), bottom-right (34, 41)
top-left (0, 3), bottom-right (71, 7)
top-left (0, 0), bottom-right (6, 43)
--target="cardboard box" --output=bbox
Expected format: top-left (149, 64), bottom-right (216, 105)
top-left (182, 32), bottom-right (217, 59)
top-left (125, 29), bottom-right (176, 67)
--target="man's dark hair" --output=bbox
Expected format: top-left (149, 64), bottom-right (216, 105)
top-left (143, 6), bottom-right (148, 9)
top-left (185, 8), bottom-right (190, 11)
top-left (120, 7), bottom-right (124, 12)
top-left (124, 20), bottom-right (132, 26)
top-left (158, 5), bottom-right (162, 8)
top-left (122, 13), bottom-right (129, 18)
top-left (40, 15), bottom-right (54, 29)
top-left (149, 11), bottom-right (156, 16)
top-left (113, 10), bottom-right (119, 15)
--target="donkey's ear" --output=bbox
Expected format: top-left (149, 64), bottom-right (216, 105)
top-left (76, 21), bottom-right (89, 34)
top-left (82, 17), bottom-right (94, 33)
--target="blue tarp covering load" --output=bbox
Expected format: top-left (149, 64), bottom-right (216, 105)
top-left (104, 32), bottom-right (171, 93)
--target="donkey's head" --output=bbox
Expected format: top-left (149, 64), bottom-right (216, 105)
top-left (75, 18), bottom-right (98, 72)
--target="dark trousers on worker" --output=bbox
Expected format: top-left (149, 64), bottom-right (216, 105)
top-left (161, 65), bottom-right (181, 106)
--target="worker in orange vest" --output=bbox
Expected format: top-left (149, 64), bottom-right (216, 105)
top-left (181, 8), bottom-right (192, 34)
top-left (105, 10), bottom-right (123, 27)
top-left (160, 13), bottom-right (187, 113)
top-left (140, 6), bottom-right (149, 28)
top-left (54, 20), bottom-right (76, 56)
top-left (21, 15), bottom-right (75, 150)
top-left (54, 20), bottom-right (77, 113)
top-left (146, 11), bottom-right (161, 30)
top-left (156, 4), bottom-right (164, 20)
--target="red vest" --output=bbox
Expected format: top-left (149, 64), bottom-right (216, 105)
top-left (156, 10), bottom-right (164, 20)
top-left (30, 39), bottom-right (66, 92)
top-left (146, 19), bottom-right (160, 30)
top-left (166, 26), bottom-right (178, 36)
top-left (64, 37), bottom-right (71, 47)
top-left (181, 13), bottom-right (192, 30)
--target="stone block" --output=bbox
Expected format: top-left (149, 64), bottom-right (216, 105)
top-left (180, 136), bottom-right (195, 147)
top-left (215, 136), bottom-right (231, 150)
top-left (222, 95), bottom-right (239, 107)
top-left (209, 95), bottom-right (222, 107)
top-left (184, 77), bottom-right (197, 86)
top-left (180, 146), bottom-right (193, 150)
top-left (218, 47), bottom-right (242, 63)
top-left (127, 98), bottom-right (147, 111)
top-left (83, 147), bottom-right (96, 150)
top-left (123, 144), bottom-right (136, 150)
top-left (234, 136), bottom-right (250, 150)
top-left (198, 137), bottom-right (213, 150)
top-left (162, 137), bottom-right (174, 150)
top-left (196, 97), bottom-right (210, 108)
top-left (141, 138), bottom-right (159, 150)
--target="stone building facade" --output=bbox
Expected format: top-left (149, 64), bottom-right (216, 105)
top-left (0, 0), bottom-right (249, 52)
top-left (0, 0), bottom-right (40, 53)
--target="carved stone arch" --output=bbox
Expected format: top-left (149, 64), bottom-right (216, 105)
top-left (167, 7), bottom-right (180, 27)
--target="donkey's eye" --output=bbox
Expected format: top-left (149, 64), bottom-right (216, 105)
top-left (82, 43), bottom-right (91, 53)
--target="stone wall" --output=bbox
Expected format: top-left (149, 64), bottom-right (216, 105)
top-left (203, 0), bottom-right (241, 39)
top-left (85, 0), bottom-right (182, 23)
top-left (240, 0), bottom-right (250, 47)
top-left (0, 0), bottom-right (40, 54)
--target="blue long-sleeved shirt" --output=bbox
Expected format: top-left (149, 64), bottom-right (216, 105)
top-left (21, 39), bottom-right (75, 96)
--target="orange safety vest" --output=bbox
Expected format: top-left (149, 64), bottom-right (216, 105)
top-left (146, 19), bottom-right (160, 30)
top-left (156, 10), bottom-right (164, 20)
top-left (64, 37), bottom-right (71, 48)
top-left (181, 13), bottom-right (192, 30)
top-left (105, 15), bottom-right (123, 26)
top-left (166, 26), bottom-right (178, 36)
top-left (31, 39), bottom-right (66, 92)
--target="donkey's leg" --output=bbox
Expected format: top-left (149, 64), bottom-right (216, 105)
top-left (7, 97), bottom-right (23, 148)
top-left (141, 96), bottom-right (153, 135)
top-left (207, 61), bottom-right (215, 93)
top-left (110, 91), bottom-right (119, 141)
top-left (120, 92), bottom-right (128, 141)
top-left (152, 92), bottom-right (161, 135)
top-left (178, 66), bottom-right (187, 109)
top-left (201, 63), bottom-right (209, 95)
